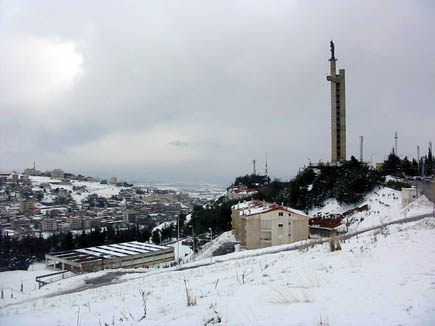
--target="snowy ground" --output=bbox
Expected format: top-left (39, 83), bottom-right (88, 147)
top-left (1, 190), bottom-right (434, 325)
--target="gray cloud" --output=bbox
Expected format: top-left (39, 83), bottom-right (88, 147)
top-left (169, 140), bottom-right (189, 147)
top-left (0, 0), bottom-right (434, 184)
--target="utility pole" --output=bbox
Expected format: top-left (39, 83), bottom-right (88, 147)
top-left (209, 227), bottom-right (213, 264)
top-left (265, 153), bottom-right (268, 177)
top-left (177, 214), bottom-right (180, 264)
top-left (189, 225), bottom-right (195, 253)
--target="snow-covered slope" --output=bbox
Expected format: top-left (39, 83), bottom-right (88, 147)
top-left (1, 186), bottom-right (434, 325)
top-left (1, 218), bottom-right (435, 325)
top-left (29, 176), bottom-right (123, 205)
top-left (309, 186), bottom-right (433, 233)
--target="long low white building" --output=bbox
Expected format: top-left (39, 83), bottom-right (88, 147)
top-left (45, 241), bottom-right (175, 272)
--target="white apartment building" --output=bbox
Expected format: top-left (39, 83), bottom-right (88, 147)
top-left (232, 200), bottom-right (309, 250)
top-left (41, 218), bottom-right (57, 232)
top-left (51, 169), bottom-right (64, 179)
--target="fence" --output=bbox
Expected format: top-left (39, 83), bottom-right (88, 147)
top-left (35, 270), bottom-right (76, 289)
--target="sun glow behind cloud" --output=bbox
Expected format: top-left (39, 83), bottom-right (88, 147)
top-left (1, 37), bottom-right (83, 107)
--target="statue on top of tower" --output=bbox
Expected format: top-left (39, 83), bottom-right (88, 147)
top-left (330, 40), bottom-right (335, 60)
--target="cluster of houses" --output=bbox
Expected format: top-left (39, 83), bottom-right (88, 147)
top-left (227, 185), bottom-right (258, 200)
top-left (0, 171), bottom-right (207, 239)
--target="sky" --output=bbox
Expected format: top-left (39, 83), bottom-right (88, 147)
top-left (1, 0), bottom-right (434, 185)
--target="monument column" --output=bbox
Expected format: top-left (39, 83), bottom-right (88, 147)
top-left (326, 41), bottom-right (346, 163)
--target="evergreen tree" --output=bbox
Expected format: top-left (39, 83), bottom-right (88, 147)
top-left (161, 223), bottom-right (175, 242)
top-left (425, 147), bottom-right (433, 176)
top-left (59, 232), bottom-right (75, 251)
top-left (382, 151), bottom-right (402, 176)
top-left (232, 174), bottom-right (271, 189)
top-left (401, 157), bottom-right (413, 176)
top-left (151, 230), bottom-right (161, 244)
top-left (411, 158), bottom-right (420, 176)
top-left (178, 213), bottom-right (186, 230)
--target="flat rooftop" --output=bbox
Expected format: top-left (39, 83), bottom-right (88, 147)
top-left (48, 241), bottom-right (172, 264)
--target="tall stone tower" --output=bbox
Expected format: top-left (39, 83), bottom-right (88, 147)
top-left (327, 41), bottom-right (346, 163)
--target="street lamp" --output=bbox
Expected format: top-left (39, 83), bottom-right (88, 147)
top-left (209, 227), bottom-right (213, 264)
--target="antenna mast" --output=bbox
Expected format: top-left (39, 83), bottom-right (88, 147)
top-left (265, 153), bottom-right (268, 176)
top-left (394, 132), bottom-right (398, 156)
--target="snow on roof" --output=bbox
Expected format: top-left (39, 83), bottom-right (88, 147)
top-left (231, 200), bottom-right (263, 210)
top-left (52, 241), bottom-right (172, 261)
top-left (229, 188), bottom-right (257, 194)
top-left (242, 204), bottom-right (308, 217)
top-left (232, 200), bottom-right (308, 217)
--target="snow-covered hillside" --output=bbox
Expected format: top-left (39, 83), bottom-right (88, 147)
top-left (29, 176), bottom-right (124, 205)
top-left (1, 190), bottom-right (434, 325)
top-left (309, 186), bottom-right (433, 233)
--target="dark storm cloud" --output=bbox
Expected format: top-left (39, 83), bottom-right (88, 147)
top-left (0, 0), bottom-right (434, 184)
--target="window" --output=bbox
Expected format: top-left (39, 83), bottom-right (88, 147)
top-left (278, 223), bottom-right (283, 227)
top-left (278, 212), bottom-right (283, 216)
top-left (288, 213), bottom-right (291, 216)
top-left (260, 232), bottom-right (271, 241)
top-left (261, 220), bottom-right (272, 229)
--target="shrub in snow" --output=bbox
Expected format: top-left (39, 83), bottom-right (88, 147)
top-left (138, 289), bottom-right (152, 321)
top-left (329, 233), bottom-right (341, 252)
top-left (183, 278), bottom-right (197, 307)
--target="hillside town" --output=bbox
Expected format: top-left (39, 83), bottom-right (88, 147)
top-left (0, 169), bottom-right (211, 240)
top-left (1, 1), bottom-right (435, 324)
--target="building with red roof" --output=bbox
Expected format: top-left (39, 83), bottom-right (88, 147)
top-left (231, 200), bottom-right (309, 249)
